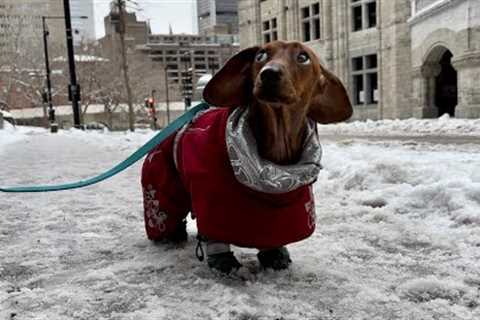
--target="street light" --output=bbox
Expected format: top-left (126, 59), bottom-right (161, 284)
top-left (42, 15), bottom-right (88, 132)
top-left (151, 89), bottom-right (157, 130)
top-left (164, 65), bottom-right (171, 125)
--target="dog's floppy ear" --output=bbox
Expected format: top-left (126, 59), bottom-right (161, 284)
top-left (308, 66), bottom-right (353, 124)
top-left (203, 46), bottom-right (260, 107)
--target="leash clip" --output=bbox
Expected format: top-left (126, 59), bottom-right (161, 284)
top-left (195, 234), bottom-right (207, 261)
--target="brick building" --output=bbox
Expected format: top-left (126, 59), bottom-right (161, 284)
top-left (239, 0), bottom-right (480, 120)
top-left (98, 12), bottom-right (150, 61)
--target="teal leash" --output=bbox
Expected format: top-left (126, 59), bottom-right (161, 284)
top-left (0, 102), bottom-right (209, 193)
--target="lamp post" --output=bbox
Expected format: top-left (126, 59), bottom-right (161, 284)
top-left (42, 15), bottom-right (87, 132)
top-left (63, 0), bottom-right (86, 129)
top-left (164, 65), bottom-right (171, 125)
top-left (41, 17), bottom-right (55, 132)
top-left (151, 89), bottom-right (157, 130)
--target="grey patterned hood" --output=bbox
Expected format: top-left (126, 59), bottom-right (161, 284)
top-left (226, 107), bottom-right (322, 194)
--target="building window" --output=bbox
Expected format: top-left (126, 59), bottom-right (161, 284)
top-left (262, 18), bottom-right (278, 43)
top-left (351, 54), bottom-right (378, 105)
top-left (351, 0), bottom-right (376, 32)
top-left (301, 3), bottom-right (321, 42)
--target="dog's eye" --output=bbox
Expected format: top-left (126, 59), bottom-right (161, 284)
top-left (255, 50), bottom-right (268, 63)
top-left (297, 52), bottom-right (311, 64)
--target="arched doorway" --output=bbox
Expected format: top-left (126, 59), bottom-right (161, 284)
top-left (435, 51), bottom-right (457, 117)
top-left (421, 46), bottom-right (458, 118)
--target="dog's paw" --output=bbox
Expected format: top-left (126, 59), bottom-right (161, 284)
top-left (207, 251), bottom-right (242, 274)
top-left (257, 247), bottom-right (292, 270)
top-left (165, 220), bottom-right (188, 243)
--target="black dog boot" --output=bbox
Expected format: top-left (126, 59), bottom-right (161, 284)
top-left (207, 252), bottom-right (242, 274)
top-left (257, 247), bottom-right (292, 270)
top-left (165, 220), bottom-right (188, 243)
top-left (203, 241), bottom-right (242, 274)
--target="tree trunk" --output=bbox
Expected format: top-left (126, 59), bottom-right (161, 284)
top-left (118, 1), bottom-right (135, 132)
top-left (41, 101), bottom-right (49, 128)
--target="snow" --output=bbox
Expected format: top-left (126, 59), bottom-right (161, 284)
top-left (53, 55), bottom-right (110, 63)
top-left (10, 101), bottom-right (202, 119)
top-left (1, 122), bottom-right (480, 319)
top-left (0, 123), bottom-right (45, 152)
top-left (319, 114), bottom-right (480, 137)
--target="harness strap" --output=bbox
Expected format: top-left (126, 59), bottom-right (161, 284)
top-left (0, 102), bottom-right (209, 193)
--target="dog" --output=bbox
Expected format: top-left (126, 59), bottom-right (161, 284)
top-left (141, 41), bottom-right (352, 274)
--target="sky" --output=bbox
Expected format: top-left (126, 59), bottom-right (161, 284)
top-left (93, 0), bottom-right (198, 39)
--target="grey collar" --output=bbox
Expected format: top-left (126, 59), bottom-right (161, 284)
top-left (226, 107), bottom-right (322, 194)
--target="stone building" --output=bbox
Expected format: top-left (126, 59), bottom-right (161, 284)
top-left (409, 0), bottom-right (480, 118)
top-left (238, 0), bottom-right (480, 120)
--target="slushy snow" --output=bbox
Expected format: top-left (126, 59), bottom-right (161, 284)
top-left (1, 119), bottom-right (479, 319)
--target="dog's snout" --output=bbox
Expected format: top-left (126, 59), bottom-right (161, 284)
top-left (260, 65), bottom-right (283, 83)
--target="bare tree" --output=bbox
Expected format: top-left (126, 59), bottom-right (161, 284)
top-left (108, 0), bottom-right (136, 131)
top-left (0, 5), bottom-right (67, 127)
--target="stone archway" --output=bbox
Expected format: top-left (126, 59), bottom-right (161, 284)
top-left (421, 45), bottom-right (458, 118)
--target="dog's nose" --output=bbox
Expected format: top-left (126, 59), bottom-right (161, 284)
top-left (260, 65), bottom-right (282, 83)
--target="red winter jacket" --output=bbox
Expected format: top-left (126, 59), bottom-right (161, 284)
top-left (142, 108), bottom-right (316, 249)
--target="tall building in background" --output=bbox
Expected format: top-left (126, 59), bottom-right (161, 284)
top-left (70, 0), bottom-right (96, 45)
top-left (197, 0), bottom-right (239, 35)
top-left (0, 0), bottom-right (65, 52)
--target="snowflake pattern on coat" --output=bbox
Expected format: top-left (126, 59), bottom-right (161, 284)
top-left (143, 184), bottom-right (167, 232)
top-left (305, 186), bottom-right (316, 230)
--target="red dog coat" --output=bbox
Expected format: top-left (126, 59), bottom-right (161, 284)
top-left (141, 108), bottom-right (316, 249)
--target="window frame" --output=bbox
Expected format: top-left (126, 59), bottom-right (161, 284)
top-left (262, 17), bottom-right (278, 44)
top-left (351, 54), bottom-right (379, 106)
top-left (350, 0), bottom-right (377, 32)
top-left (301, 2), bottom-right (322, 42)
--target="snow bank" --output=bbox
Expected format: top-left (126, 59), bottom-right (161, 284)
top-left (58, 127), bottom-right (157, 150)
top-left (0, 123), bottom-right (45, 151)
top-left (319, 114), bottom-right (480, 137)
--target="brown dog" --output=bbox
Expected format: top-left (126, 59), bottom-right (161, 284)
top-left (141, 41), bottom-right (352, 274)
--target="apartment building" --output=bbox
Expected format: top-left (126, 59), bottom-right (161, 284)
top-left (0, 0), bottom-right (65, 54)
top-left (138, 33), bottom-right (239, 83)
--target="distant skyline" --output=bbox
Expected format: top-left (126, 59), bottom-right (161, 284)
top-left (94, 0), bottom-right (198, 39)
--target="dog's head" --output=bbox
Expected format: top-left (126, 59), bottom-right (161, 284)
top-left (203, 41), bottom-right (352, 124)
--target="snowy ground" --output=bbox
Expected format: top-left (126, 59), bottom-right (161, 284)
top-left (1, 119), bottom-right (480, 320)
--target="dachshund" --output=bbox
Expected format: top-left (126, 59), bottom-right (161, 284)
top-left (141, 41), bottom-right (352, 274)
